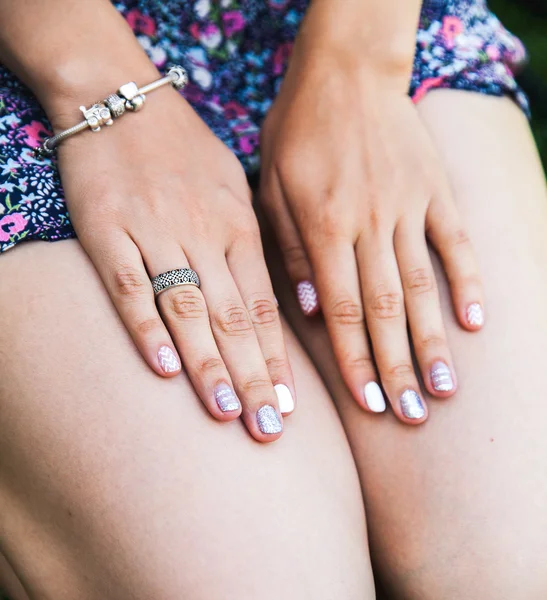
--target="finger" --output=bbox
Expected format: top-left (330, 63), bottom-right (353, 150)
top-left (395, 218), bottom-right (457, 398)
top-left (141, 241), bottom-right (243, 423)
top-left (83, 230), bottom-right (182, 378)
top-left (195, 254), bottom-right (284, 442)
top-left (356, 233), bottom-right (427, 424)
top-left (227, 230), bottom-right (296, 415)
top-left (426, 189), bottom-right (484, 331)
top-left (306, 234), bottom-right (386, 414)
top-left (261, 173), bottom-right (320, 317)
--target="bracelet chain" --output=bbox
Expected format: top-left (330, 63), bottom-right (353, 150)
top-left (34, 65), bottom-right (188, 158)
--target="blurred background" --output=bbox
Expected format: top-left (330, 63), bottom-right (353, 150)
top-left (491, 0), bottom-right (547, 168)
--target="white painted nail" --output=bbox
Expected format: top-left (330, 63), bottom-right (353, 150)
top-left (467, 303), bottom-right (484, 327)
top-left (275, 383), bottom-right (295, 414)
top-left (364, 382), bottom-right (386, 413)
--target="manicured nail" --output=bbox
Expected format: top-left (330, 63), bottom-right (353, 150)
top-left (214, 383), bottom-right (241, 412)
top-left (467, 303), bottom-right (484, 327)
top-left (364, 382), bottom-right (386, 413)
top-left (274, 384), bottom-right (295, 414)
top-left (257, 405), bottom-right (283, 434)
top-left (158, 345), bottom-right (180, 373)
top-left (297, 280), bottom-right (319, 316)
top-left (273, 294), bottom-right (279, 308)
top-left (431, 361), bottom-right (454, 392)
top-left (400, 390), bottom-right (425, 420)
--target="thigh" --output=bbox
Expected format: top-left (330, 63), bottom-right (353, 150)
top-left (0, 239), bottom-right (375, 600)
top-left (265, 91), bottom-right (547, 599)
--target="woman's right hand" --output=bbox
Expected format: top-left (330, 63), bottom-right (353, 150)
top-left (53, 84), bottom-right (294, 442)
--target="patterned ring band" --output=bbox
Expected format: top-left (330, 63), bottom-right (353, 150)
top-left (151, 268), bottom-right (201, 296)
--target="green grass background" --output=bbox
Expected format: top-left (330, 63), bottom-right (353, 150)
top-left (490, 0), bottom-right (547, 166)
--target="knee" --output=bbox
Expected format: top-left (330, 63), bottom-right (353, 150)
top-left (379, 524), bottom-right (547, 599)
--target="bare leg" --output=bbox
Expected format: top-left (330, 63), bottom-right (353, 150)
top-left (0, 240), bottom-right (375, 599)
top-left (265, 91), bottom-right (547, 599)
top-left (0, 552), bottom-right (28, 600)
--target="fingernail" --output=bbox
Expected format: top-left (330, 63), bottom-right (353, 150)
top-left (467, 303), bottom-right (484, 327)
top-left (158, 345), bottom-right (180, 373)
top-left (273, 294), bottom-right (279, 308)
top-left (214, 383), bottom-right (241, 412)
top-left (431, 361), bottom-right (454, 392)
top-left (274, 384), bottom-right (295, 414)
top-left (364, 381), bottom-right (386, 413)
top-left (297, 280), bottom-right (319, 316)
top-left (400, 390), bottom-right (425, 420)
top-left (257, 405), bottom-right (283, 434)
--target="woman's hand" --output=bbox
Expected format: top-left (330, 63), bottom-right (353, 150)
top-left (260, 45), bottom-right (484, 424)
top-left (55, 85), bottom-right (294, 441)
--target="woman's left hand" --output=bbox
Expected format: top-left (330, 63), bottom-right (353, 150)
top-left (260, 31), bottom-right (484, 424)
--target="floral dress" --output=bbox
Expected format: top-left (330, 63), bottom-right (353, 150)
top-left (0, 0), bottom-right (528, 252)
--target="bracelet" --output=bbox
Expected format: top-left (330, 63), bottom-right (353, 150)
top-left (34, 65), bottom-right (188, 158)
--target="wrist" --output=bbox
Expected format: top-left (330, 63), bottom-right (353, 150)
top-left (35, 54), bottom-right (161, 133)
top-left (298, 0), bottom-right (420, 88)
top-left (0, 0), bottom-right (161, 131)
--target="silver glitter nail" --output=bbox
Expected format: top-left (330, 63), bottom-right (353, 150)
top-left (400, 390), bottom-right (425, 419)
top-left (214, 384), bottom-right (241, 412)
top-left (431, 361), bottom-right (454, 392)
top-left (257, 405), bottom-right (283, 434)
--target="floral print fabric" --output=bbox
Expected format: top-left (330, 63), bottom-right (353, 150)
top-left (0, 0), bottom-right (529, 252)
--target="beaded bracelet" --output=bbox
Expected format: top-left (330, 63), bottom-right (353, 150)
top-left (34, 65), bottom-right (188, 158)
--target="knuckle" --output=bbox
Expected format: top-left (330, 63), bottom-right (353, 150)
top-left (265, 355), bottom-right (288, 374)
top-left (316, 212), bottom-right (343, 241)
top-left (247, 296), bottom-right (279, 328)
top-left (237, 211), bottom-right (261, 235)
top-left (214, 303), bottom-right (253, 336)
top-left (404, 268), bottom-right (436, 295)
top-left (194, 356), bottom-right (225, 378)
top-left (240, 375), bottom-right (273, 396)
top-left (450, 228), bottom-right (472, 248)
top-left (329, 297), bottom-right (364, 326)
top-left (461, 274), bottom-right (482, 289)
top-left (167, 288), bottom-right (207, 320)
top-left (281, 244), bottom-right (308, 268)
top-left (233, 216), bottom-right (261, 247)
top-left (417, 333), bottom-right (446, 352)
top-left (385, 362), bottom-right (415, 381)
top-left (344, 355), bottom-right (376, 373)
top-left (367, 207), bottom-right (381, 236)
top-left (113, 266), bottom-right (148, 299)
top-left (369, 288), bottom-right (403, 320)
top-left (134, 317), bottom-right (163, 337)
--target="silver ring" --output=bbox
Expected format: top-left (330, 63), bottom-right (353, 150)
top-left (151, 268), bottom-right (200, 296)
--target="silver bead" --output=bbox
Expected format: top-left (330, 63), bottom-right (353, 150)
top-left (118, 81), bottom-right (140, 101)
top-left (126, 94), bottom-right (146, 111)
top-left (104, 93), bottom-right (126, 119)
top-left (168, 65), bottom-right (188, 90)
top-left (80, 103), bottom-right (113, 132)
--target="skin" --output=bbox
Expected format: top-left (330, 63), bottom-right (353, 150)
top-left (1, 0), bottom-right (546, 597)
top-left (1, 0), bottom-right (296, 442)
top-left (1, 91), bottom-right (547, 599)
top-left (260, 1), bottom-right (483, 423)
top-left (264, 91), bottom-right (547, 598)
top-left (0, 0), bottom-right (483, 435)
top-left (0, 238), bottom-right (375, 600)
